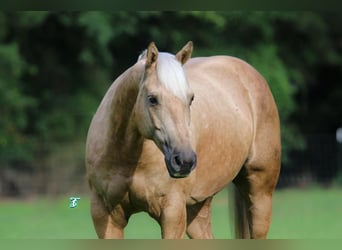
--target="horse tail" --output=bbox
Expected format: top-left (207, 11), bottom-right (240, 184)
top-left (229, 184), bottom-right (251, 238)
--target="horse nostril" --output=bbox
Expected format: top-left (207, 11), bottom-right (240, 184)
top-left (167, 151), bottom-right (197, 178)
top-left (173, 152), bottom-right (197, 168)
top-left (174, 155), bottom-right (182, 166)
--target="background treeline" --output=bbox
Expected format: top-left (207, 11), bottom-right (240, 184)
top-left (0, 11), bottom-right (341, 196)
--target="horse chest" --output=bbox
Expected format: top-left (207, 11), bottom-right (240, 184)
top-left (126, 172), bottom-right (165, 216)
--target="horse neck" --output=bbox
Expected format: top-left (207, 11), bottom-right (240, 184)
top-left (108, 65), bottom-right (144, 165)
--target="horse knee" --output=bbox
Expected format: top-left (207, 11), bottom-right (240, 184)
top-left (159, 196), bottom-right (187, 239)
top-left (186, 198), bottom-right (214, 239)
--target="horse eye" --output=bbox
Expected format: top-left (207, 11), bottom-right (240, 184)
top-left (189, 95), bottom-right (195, 105)
top-left (148, 95), bottom-right (159, 106)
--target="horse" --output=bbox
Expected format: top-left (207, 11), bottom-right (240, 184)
top-left (85, 41), bottom-right (281, 239)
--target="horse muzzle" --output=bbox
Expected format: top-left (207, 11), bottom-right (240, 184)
top-left (164, 147), bottom-right (197, 178)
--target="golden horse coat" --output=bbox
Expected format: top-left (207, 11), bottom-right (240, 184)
top-left (86, 42), bottom-right (281, 239)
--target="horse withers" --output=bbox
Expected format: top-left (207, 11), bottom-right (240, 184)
top-left (85, 41), bottom-right (281, 239)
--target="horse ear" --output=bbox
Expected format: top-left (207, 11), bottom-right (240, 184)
top-left (146, 42), bottom-right (159, 68)
top-left (176, 41), bottom-right (193, 65)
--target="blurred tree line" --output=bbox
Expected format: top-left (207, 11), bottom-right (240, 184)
top-left (0, 11), bottom-right (341, 196)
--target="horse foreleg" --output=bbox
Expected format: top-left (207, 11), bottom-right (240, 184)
top-left (90, 192), bottom-right (128, 239)
top-left (159, 195), bottom-right (187, 239)
top-left (186, 197), bottom-right (214, 239)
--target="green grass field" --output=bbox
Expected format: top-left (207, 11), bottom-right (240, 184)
top-left (1, 187), bottom-right (341, 239)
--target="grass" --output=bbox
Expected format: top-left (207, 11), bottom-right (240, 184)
top-left (0, 187), bottom-right (341, 239)
top-left (269, 187), bottom-right (342, 239)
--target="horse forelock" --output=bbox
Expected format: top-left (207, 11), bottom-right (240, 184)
top-left (137, 49), bottom-right (147, 62)
top-left (156, 52), bottom-right (188, 102)
top-left (137, 50), bottom-right (189, 102)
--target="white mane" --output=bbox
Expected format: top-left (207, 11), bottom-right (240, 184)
top-left (157, 52), bottom-right (188, 102)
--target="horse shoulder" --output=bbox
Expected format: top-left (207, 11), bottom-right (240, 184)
top-left (86, 62), bottom-right (146, 195)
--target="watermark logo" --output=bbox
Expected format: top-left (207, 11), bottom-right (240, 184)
top-left (69, 197), bottom-right (81, 208)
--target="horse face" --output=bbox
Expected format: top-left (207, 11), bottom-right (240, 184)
top-left (135, 42), bottom-right (197, 178)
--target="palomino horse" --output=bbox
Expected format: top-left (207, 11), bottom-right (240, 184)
top-left (86, 41), bottom-right (281, 239)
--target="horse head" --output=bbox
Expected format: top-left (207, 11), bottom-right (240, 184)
top-left (134, 41), bottom-right (197, 178)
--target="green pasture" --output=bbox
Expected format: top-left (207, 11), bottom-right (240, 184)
top-left (1, 187), bottom-right (341, 239)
